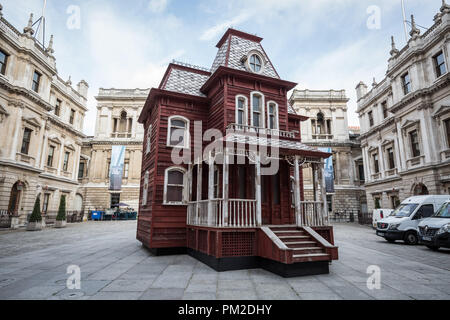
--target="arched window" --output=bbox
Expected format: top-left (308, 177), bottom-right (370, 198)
top-left (142, 171), bottom-right (149, 206)
top-left (164, 167), bottom-right (187, 204)
top-left (167, 116), bottom-right (190, 148)
top-left (235, 95), bottom-right (248, 127)
top-left (249, 54), bottom-right (262, 72)
top-left (119, 111), bottom-right (127, 133)
top-left (251, 92), bottom-right (265, 128)
top-left (267, 101), bottom-right (279, 130)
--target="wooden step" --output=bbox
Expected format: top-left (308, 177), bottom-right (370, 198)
top-left (292, 247), bottom-right (325, 254)
top-left (278, 235), bottom-right (311, 241)
top-left (273, 231), bottom-right (306, 236)
top-left (293, 253), bottom-right (330, 263)
top-left (285, 241), bottom-right (317, 248)
top-left (269, 226), bottom-right (298, 231)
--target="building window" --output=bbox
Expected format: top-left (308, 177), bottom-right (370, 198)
top-left (69, 109), bottom-right (75, 125)
top-left (368, 111), bottom-right (374, 127)
top-left (167, 116), bottom-right (189, 148)
top-left (373, 153), bottom-right (379, 173)
top-left (214, 166), bottom-right (220, 198)
top-left (142, 171), bottom-right (149, 205)
top-left (382, 101), bottom-right (388, 119)
top-left (251, 93), bottom-right (264, 128)
top-left (63, 151), bottom-right (70, 171)
top-left (119, 111), bottom-right (127, 132)
top-left (358, 164), bottom-right (365, 182)
top-left (267, 102), bottom-right (279, 130)
top-left (235, 96), bottom-right (247, 126)
top-left (42, 193), bottom-right (50, 213)
top-left (402, 72), bottom-right (411, 95)
top-left (164, 167), bottom-right (186, 204)
top-left (47, 146), bottom-right (55, 167)
top-left (445, 118), bottom-right (450, 148)
top-left (374, 196), bottom-right (381, 209)
top-left (123, 162), bottom-right (129, 179)
top-left (55, 99), bottom-right (61, 116)
top-left (111, 193), bottom-right (120, 208)
top-left (249, 54), bottom-right (262, 72)
top-left (326, 195), bottom-right (333, 213)
top-left (0, 49), bottom-right (8, 75)
top-left (146, 125), bottom-right (152, 154)
top-left (32, 71), bottom-right (41, 93)
top-left (78, 162), bottom-right (85, 179)
top-left (391, 195), bottom-right (400, 209)
top-left (409, 130), bottom-right (421, 158)
top-left (433, 51), bottom-right (446, 78)
top-left (21, 128), bottom-right (32, 155)
top-left (387, 147), bottom-right (395, 169)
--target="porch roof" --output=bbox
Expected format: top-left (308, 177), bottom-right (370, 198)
top-left (223, 133), bottom-right (332, 158)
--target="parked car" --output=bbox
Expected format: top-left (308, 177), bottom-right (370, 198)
top-left (418, 201), bottom-right (450, 251)
top-left (376, 195), bottom-right (450, 245)
top-left (372, 209), bottom-right (394, 229)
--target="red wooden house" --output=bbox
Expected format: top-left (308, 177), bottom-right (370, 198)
top-left (137, 29), bottom-right (338, 277)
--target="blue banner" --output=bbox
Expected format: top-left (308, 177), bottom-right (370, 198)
top-left (319, 147), bottom-right (335, 193)
top-left (109, 146), bottom-right (126, 191)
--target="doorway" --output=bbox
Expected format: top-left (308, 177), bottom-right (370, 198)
top-left (8, 181), bottom-right (24, 216)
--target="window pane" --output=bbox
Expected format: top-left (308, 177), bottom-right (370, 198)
top-left (168, 170), bottom-right (184, 185)
top-left (167, 186), bottom-right (183, 202)
top-left (253, 116), bottom-right (260, 127)
top-left (171, 119), bottom-right (186, 128)
top-left (253, 96), bottom-right (261, 111)
top-left (238, 110), bottom-right (243, 124)
top-left (170, 128), bottom-right (185, 145)
top-left (238, 98), bottom-right (245, 109)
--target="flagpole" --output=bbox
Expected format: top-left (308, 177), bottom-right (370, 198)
top-left (401, 0), bottom-right (409, 43)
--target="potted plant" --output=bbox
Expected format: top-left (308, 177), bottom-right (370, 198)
top-left (55, 195), bottom-right (67, 228)
top-left (27, 197), bottom-right (42, 231)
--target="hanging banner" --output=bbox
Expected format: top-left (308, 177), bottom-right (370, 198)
top-left (319, 147), bottom-right (335, 193)
top-left (109, 145), bottom-right (126, 191)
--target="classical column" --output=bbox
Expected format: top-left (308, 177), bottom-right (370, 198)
top-left (348, 152), bottom-right (355, 184)
top-left (396, 122), bottom-right (407, 170)
top-left (40, 133), bottom-right (49, 170)
top-left (222, 149), bottom-right (229, 227)
top-left (255, 153), bottom-right (262, 226)
top-left (320, 161), bottom-right (328, 226)
top-left (207, 152), bottom-right (214, 226)
top-left (72, 145), bottom-right (81, 181)
top-left (293, 156), bottom-right (302, 227)
top-left (10, 104), bottom-right (23, 160)
top-left (363, 146), bottom-right (371, 183)
top-left (335, 152), bottom-right (341, 185)
top-left (378, 145), bottom-right (385, 178)
top-left (35, 118), bottom-right (46, 168)
top-left (394, 137), bottom-right (402, 174)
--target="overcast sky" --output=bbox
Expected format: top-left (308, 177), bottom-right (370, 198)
top-left (1, 0), bottom-right (444, 135)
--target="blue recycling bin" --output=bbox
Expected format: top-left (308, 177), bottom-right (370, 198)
top-left (91, 211), bottom-right (104, 221)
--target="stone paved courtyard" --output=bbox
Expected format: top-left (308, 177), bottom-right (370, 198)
top-left (0, 221), bottom-right (449, 300)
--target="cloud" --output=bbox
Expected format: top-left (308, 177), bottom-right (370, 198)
top-left (148, 0), bottom-right (168, 13)
top-left (199, 12), bottom-right (251, 41)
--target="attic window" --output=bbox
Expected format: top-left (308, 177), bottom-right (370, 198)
top-left (249, 54), bottom-right (262, 72)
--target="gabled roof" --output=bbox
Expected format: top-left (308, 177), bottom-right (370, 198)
top-left (159, 63), bottom-right (211, 97)
top-left (211, 28), bottom-right (280, 79)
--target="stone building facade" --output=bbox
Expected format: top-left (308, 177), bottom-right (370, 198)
top-left (356, 4), bottom-right (450, 213)
top-left (78, 88), bottom-right (148, 211)
top-left (289, 89), bottom-right (367, 215)
top-left (0, 8), bottom-right (88, 224)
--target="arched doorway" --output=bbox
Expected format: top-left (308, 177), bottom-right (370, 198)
top-left (8, 181), bottom-right (25, 216)
top-left (413, 183), bottom-right (429, 196)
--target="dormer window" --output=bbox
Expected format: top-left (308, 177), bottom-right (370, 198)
top-left (249, 54), bottom-right (262, 72)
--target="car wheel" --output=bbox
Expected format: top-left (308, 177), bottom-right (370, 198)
top-left (426, 245), bottom-right (440, 251)
top-left (387, 239), bottom-right (395, 243)
top-left (404, 231), bottom-right (418, 245)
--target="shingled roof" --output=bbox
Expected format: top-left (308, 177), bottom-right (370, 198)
top-left (160, 64), bottom-right (210, 97)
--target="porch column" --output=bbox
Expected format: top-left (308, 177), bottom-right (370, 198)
top-left (188, 164), bottom-right (193, 202)
top-left (222, 149), bottom-right (229, 227)
top-left (313, 163), bottom-right (319, 202)
top-left (293, 156), bottom-right (302, 227)
top-left (320, 161), bottom-right (328, 226)
top-left (196, 161), bottom-right (202, 226)
top-left (208, 152), bottom-right (214, 226)
top-left (255, 153), bottom-right (262, 226)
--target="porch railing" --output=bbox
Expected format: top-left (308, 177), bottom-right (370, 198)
top-left (187, 199), bottom-right (258, 228)
top-left (298, 201), bottom-right (328, 227)
top-left (227, 123), bottom-right (298, 139)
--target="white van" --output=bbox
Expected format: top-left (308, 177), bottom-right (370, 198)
top-left (372, 209), bottom-right (394, 229)
top-left (375, 195), bottom-right (450, 245)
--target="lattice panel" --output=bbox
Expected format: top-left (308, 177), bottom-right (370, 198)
top-left (221, 232), bottom-right (255, 257)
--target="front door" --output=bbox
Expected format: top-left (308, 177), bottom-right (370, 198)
top-left (8, 183), bottom-right (22, 216)
top-left (261, 172), bottom-right (281, 225)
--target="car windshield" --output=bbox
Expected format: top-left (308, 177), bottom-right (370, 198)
top-left (433, 203), bottom-right (450, 218)
top-left (390, 204), bottom-right (418, 217)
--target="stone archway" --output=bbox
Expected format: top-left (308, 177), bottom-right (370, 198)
top-left (412, 183), bottom-right (429, 196)
top-left (74, 194), bottom-right (83, 212)
top-left (8, 181), bottom-right (25, 216)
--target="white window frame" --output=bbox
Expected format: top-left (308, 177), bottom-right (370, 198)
top-left (245, 50), bottom-right (265, 74)
top-left (146, 125), bottom-right (152, 154)
top-left (250, 91), bottom-right (265, 129)
top-left (142, 171), bottom-right (149, 206)
top-left (167, 115), bottom-right (190, 149)
top-left (235, 95), bottom-right (248, 127)
top-left (163, 166), bottom-right (187, 205)
top-left (266, 101), bottom-right (279, 130)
